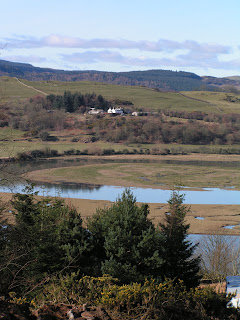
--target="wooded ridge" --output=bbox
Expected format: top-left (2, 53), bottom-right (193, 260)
top-left (1, 59), bottom-right (239, 91)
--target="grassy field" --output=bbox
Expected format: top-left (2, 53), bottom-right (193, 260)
top-left (1, 192), bottom-right (239, 235)
top-left (0, 77), bottom-right (36, 100)
top-left (2, 76), bottom-right (240, 113)
top-left (181, 91), bottom-right (240, 114)
top-left (2, 139), bottom-right (240, 158)
top-left (2, 124), bottom-right (240, 158)
top-left (25, 158), bottom-right (240, 190)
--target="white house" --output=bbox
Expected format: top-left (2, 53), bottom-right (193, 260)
top-left (226, 276), bottom-right (240, 308)
top-left (107, 107), bottom-right (124, 115)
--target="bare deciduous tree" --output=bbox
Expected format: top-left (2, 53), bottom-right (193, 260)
top-left (198, 234), bottom-right (240, 283)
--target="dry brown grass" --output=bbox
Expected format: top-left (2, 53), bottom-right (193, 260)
top-left (1, 192), bottom-right (239, 235)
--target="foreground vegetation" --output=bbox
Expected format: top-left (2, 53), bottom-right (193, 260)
top-left (1, 189), bottom-right (239, 319)
top-left (0, 189), bottom-right (237, 318)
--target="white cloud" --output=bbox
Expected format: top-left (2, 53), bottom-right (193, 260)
top-left (2, 34), bottom-right (231, 56)
top-left (1, 34), bottom-right (239, 75)
top-left (61, 50), bottom-right (240, 71)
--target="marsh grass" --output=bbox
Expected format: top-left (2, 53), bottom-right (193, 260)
top-left (26, 162), bottom-right (240, 190)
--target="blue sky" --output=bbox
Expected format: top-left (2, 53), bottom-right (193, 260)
top-left (1, 0), bottom-right (240, 77)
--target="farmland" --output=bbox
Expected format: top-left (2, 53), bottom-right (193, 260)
top-left (1, 76), bottom-right (240, 113)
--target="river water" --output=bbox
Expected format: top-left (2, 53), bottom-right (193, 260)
top-left (1, 158), bottom-right (240, 243)
top-left (1, 183), bottom-right (240, 205)
top-left (1, 157), bottom-right (240, 205)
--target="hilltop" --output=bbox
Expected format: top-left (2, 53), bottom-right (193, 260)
top-left (1, 59), bottom-right (240, 91)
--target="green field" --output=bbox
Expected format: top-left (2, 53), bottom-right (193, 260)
top-left (181, 91), bottom-right (240, 113)
top-left (2, 76), bottom-right (240, 113)
top-left (2, 134), bottom-right (240, 158)
top-left (26, 160), bottom-right (240, 190)
top-left (0, 77), bottom-right (37, 100)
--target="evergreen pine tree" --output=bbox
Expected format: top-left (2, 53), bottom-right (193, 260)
top-left (160, 191), bottom-right (200, 288)
top-left (87, 189), bottom-right (163, 283)
top-left (0, 187), bottom-right (92, 294)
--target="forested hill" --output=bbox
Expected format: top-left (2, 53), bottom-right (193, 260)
top-left (0, 59), bottom-right (239, 91)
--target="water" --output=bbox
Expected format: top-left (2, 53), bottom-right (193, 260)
top-left (1, 182), bottom-right (240, 205)
top-left (1, 157), bottom-right (240, 204)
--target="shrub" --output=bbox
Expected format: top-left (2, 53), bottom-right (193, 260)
top-left (39, 131), bottom-right (50, 141)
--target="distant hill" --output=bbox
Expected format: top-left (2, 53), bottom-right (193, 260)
top-left (225, 76), bottom-right (240, 82)
top-left (0, 59), bottom-right (239, 92)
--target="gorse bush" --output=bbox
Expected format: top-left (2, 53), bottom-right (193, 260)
top-left (35, 275), bottom-right (238, 320)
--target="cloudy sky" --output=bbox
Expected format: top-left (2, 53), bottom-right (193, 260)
top-left (1, 0), bottom-right (240, 77)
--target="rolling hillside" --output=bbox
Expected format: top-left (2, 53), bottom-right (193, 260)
top-left (1, 76), bottom-right (240, 114)
top-left (1, 59), bottom-right (239, 92)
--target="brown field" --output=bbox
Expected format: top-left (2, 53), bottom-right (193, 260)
top-left (1, 192), bottom-right (240, 235)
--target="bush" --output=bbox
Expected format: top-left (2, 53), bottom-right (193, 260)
top-left (34, 275), bottom-right (239, 320)
top-left (39, 131), bottom-right (50, 141)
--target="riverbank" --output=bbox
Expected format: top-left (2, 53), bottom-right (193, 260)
top-left (1, 192), bottom-right (240, 235)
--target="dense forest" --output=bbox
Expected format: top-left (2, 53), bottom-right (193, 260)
top-left (1, 59), bottom-right (240, 91)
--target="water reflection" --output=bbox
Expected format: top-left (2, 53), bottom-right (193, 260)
top-left (1, 157), bottom-right (240, 204)
top-left (0, 182), bottom-right (240, 205)
top-left (3, 157), bottom-right (240, 176)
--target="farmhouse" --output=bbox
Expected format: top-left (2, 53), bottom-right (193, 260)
top-left (107, 107), bottom-right (124, 115)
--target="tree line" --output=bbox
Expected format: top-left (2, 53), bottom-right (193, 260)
top-left (0, 189), bottom-right (199, 296)
top-left (46, 91), bottom-right (112, 113)
top-left (84, 116), bottom-right (240, 145)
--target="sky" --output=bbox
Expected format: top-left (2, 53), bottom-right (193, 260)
top-left (1, 0), bottom-right (240, 77)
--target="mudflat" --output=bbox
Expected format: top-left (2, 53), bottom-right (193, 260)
top-left (1, 192), bottom-right (239, 235)
top-left (25, 153), bottom-right (240, 190)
